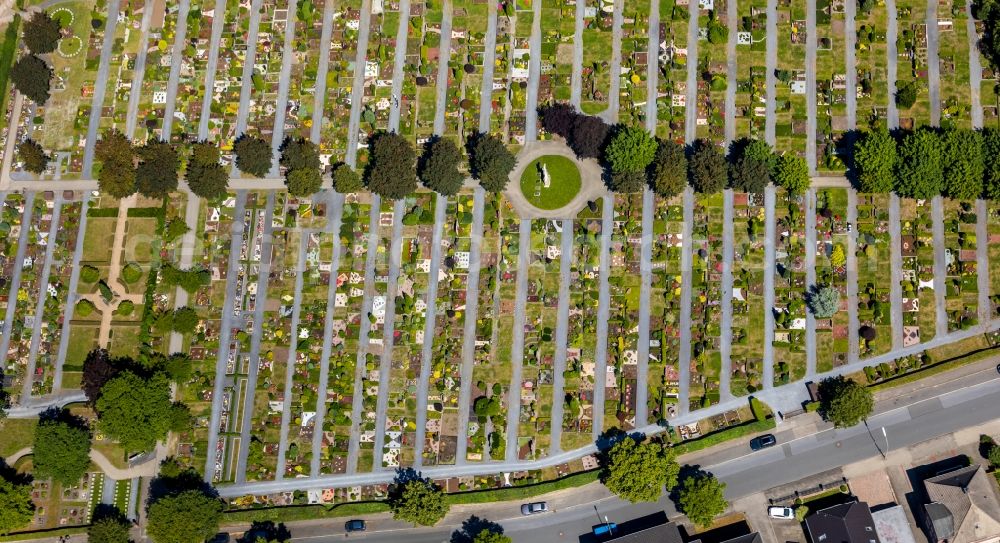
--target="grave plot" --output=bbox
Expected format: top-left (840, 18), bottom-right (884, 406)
top-left (581, 0), bottom-right (615, 115)
top-left (516, 219), bottom-right (561, 460)
top-left (855, 193), bottom-right (894, 357)
top-left (441, 1), bottom-right (490, 140)
top-left (162, 0), bottom-right (206, 141)
top-left (814, 0), bottom-right (848, 170)
top-left (96, 2), bottom-right (144, 136)
top-left (813, 188), bottom-right (850, 372)
top-left (854, 0), bottom-right (889, 125)
top-left (694, 0), bottom-right (729, 141)
top-left (507, 9), bottom-right (531, 144)
top-left (772, 189), bottom-right (807, 385)
top-left (132, 0), bottom-right (185, 142)
top-left (734, 0), bottom-right (768, 138)
top-left (894, 0), bottom-right (930, 127)
top-left (18, 0), bottom-right (98, 177)
top-left (282, 0), bottom-right (328, 142)
top-left (561, 206), bottom-right (603, 451)
top-left (729, 192), bottom-right (766, 396)
top-left (358, 7), bottom-right (390, 141)
top-left (937, 3), bottom-right (972, 127)
top-left (380, 194), bottom-right (436, 469)
top-left (775, 0), bottom-right (807, 156)
top-left (656, 0), bottom-right (690, 142)
top-left (618, 0), bottom-right (651, 126)
top-left (205, 0), bottom-right (260, 149)
top-left (20, 471), bottom-right (102, 531)
top-left (464, 194), bottom-right (502, 462)
top-left (245, 0), bottom-right (293, 144)
top-left (320, 196), bottom-right (373, 475)
top-left (542, 1), bottom-right (575, 103)
top-left (423, 194), bottom-right (476, 466)
top-left (317, 2), bottom-right (361, 163)
top-left (943, 199), bottom-right (979, 331)
top-left (647, 196), bottom-right (684, 423)
top-left (980, 28), bottom-right (999, 126)
top-left (688, 193), bottom-right (723, 410)
top-left (534, 6), bottom-right (557, 122)
top-left (411, 2), bottom-right (445, 144)
top-left (0, 194), bottom-right (27, 365)
top-left (899, 198), bottom-right (937, 343)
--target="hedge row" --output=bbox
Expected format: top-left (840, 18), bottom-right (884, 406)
top-left (0, 526), bottom-right (88, 542)
top-left (671, 418), bottom-right (776, 456)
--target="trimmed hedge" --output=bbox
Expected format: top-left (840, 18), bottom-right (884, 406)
top-left (0, 526), bottom-right (88, 542)
top-left (671, 418), bottom-right (776, 456)
top-left (443, 469), bottom-right (600, 505)
top-left (86, 207), bottom-right (119, 217)
top-left (868, 344), bottom-right (1000, 392)
top-left (127, 207), bottom-right (166, 218)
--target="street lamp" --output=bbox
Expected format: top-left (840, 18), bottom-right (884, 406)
top-left (594, 505), bottom-right (614, 535)
top-left (881, 426), bottom-right (889, 456)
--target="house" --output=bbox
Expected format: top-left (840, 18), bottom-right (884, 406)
top-left (872, 505), bottom-right (918, 543)
top-left (805, 501), bottom-right (880, 543)
top-left (921, 464), bottom-right (1000, 543)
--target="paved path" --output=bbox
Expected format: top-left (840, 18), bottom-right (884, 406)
top-left (168, 193), bottom-right (201, 353)
top-left (4, 447), bottom-right (157, 478)
top-left (591, 198), bottom-right (614, 436)
top-left (124, 0), bottom-right (155, 140)
top-left (889, 195), bottom-right (904, 350)
top-left (635, 188), bottom-right (654, 425)
top-left (505, 143), bottom-right (605, 219)
top-left (570, 0), bottom-right (585, 107)
top-left (762, 185), bottom-right (776, 388)
top-left (844, 0), bottom-right (857, 130)
top-left (5, 390), bottom-right (86, 418)
top-left (600, 0), bottom-right (624, 123)
top-left (685, 2), bottom-right (699, 143)
top-left (478, 1), bottom-right (498, 131)
top-left (454, 187), bottom-right (485, 465)
top-left (82, 0), bottom-right (121, 177)
top-left (677, 187), bottom-right (694, 411)
top-left (275, 230), bottom-right (308, 480)
top-left (524, 0), bottom-right (542, 142)
top-left (345, 0), bottom-right (373, 167)
top-left (21, 194), bottom-right (63, 400)
top-left (886, 0), bottom-right (899, 129)
top-left (309, 0), bottom-right (337, 143)
top-left (230, 0), bottom-right (265, 176)
top-left (725, 0), bottom-right (737, 145)
top-left (268, 0), bottom-right (299, 176)
top-left (0, 193), bottom-right (34, 379)
top-left (967, 0), bottom-right (984, 128)
top-left (160, 0), bottom-right (191, 136)
top-left (931, 196), bottom-right (947, 337)
top-left (197, 0), bottom-right (229, 139)
top-left (805, 0), bottom-right (817, 173)
top-left (96, 195), bottom-right (137, 348)
top-left (804, 189), bottom-right (817, 377)
top-left (387, 0), bottom-right (412, 131)
top-left (234, 192), bottom-right (276, 483)
top-left (977, 200), bottom-right (991, 323)
top-left (719, 190), bottom-right (734, 401)
top-left (846, 190), bottom-right (860, 364)
top-left (52, 194), bottom-right (91, 390)
top-left (202, 191), bottom-right (248, 482)
top-left (431, 0), bottom-right (453, 137)
top-left (765, 0), bottom-right (777, 145)
top-left (547, 220), bottom-right (574, 453)
top-left (926, 0), bottom-right (941, 124)
top-left (504, 222), bottom-right (532, 461)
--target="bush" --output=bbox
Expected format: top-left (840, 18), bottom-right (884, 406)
top-left (115, 300), bottom-right (134, 316)
top-left (75, 299), bottom-right (96, 317)
top-left (80, 265), bottom-right (100, 283)
top-left (989, 445), bottom-right (1000, 469)
top-left (121, 263), bottom-right (142, 284)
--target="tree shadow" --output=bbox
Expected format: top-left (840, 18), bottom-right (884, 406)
top-left (450, 515), bottom-right (505, 543)
top-left (668, 464), bottom-right (707, 506)
top-left (148, 457), bottom-right (218, 504)
top-left (237, 521), bottom-right (291, 543)
top-left (0, 457), bottom-right (32, 486)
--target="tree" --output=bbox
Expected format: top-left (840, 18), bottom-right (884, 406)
top-left (604, 125), bottom-right (657, 175)
top-left (600, 437), bottom-right (679, 503)
top-left (818, 376), bottom-right (874, 428)
top-left (806, 284), bottom-right (840, 318)
top-left (983, 128), bottom-right (1000, 200)
top-left (852, 127), bottom-right (896, 193)
top-left (136, 140), bottom-right (179, 198)
top-left (88, 512), bottom-right (131, 543)
top-left (11, 54), bottom-right (52, 104)
top-left (774, 153), bottom-right (810, 194)
top-left (22, 12), bottom-right (62, 54)
top-left (285, 167), bottom-right (323, 197)
top-left (941, 128), bottom-right (984, 200)
top-left (280, 137), bottom-right (321, 172)
top-left (18, 138), bottom-right (49, 174)
top-left (33, 412), bottom-right (92, 486)
top-left (688, 139), bottom-right (727, 194)
top-left (728, 156), bottom-right (770, 193)
top-left (332, 163), bottom-right (363, 193)
top-left (95, 129), bottom-right (136, 198)
top-left (677, 473), bottom-right (728, 528)
top-left (895, 81), bottom-right (918, 109)
top-left (146, 490), bottom-right (222, 543)
top-left (737, 138), bottom-right (777, 171)
top-left (539, 102), bottom-right (577, 139)
top-left (233, 134), bottom-right (272, 177)
top-left (569, 115), bottom-right (610, 158)
top-left (171, 307), bottom-right (199, 334)
top-left (609, 170), bottom-right (647, 193)
top-left (82, 348), bottom-right (119, 406)
top-left (0, 474), bottom-right (34, 535)
top-left (419, 137), bottom-right (465, 195)
top-left (473, 532), bottom-right (512, 543)
top-left (469, 133), bottom-right (516, 192)
top-left (895, 129), bottom-right (943, 199)
top-left (649, 138), bottom-right (688, 197)
top-left (185, 141), bottom-right (228, 200)
top-left (365, 131), bottom-right (418, 199)
top-left (830, 244), bottom-right (846, 268)
top-left (388, 477), bottom-right (449, 526)
top-left (96, 371), bottom-right (176, 452)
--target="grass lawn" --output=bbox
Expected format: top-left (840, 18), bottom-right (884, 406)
top-left (65, 325), bottom-right (99, 367)
top-left (108, 325), bottom-right (141, 358)
top-left (519, 155), bottom-right (581, 210)
top-left (0, 418), bottom-right (37, 457)
top-left (81, 218), bottom-right (116, 263)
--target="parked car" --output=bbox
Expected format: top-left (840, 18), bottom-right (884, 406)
top-left (750, 434), bottom-right (777, 451)
top-left (768, 506), bottom-right (795, 520)
top-left (344, 519), bottom-right (366, 532)
top-left (521, 502), bottom-right (549, 515)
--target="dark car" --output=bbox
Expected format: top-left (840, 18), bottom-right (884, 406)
top-left (750, 434), bottom-right (777, 451)
top-left (345, 520), bottom-right (366, 532)
top-left (521, 502), bottom-right (549, 515)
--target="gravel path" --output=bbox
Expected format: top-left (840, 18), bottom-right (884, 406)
top-left (967, 0), bottom-right (984, 128)
top-left (765, 0), bottom-right (777, 145)
top-left (454, 187), bottom-right (486, 465)
top-left (926, 0), bottom-right (941, 124)
top-left (504, 222), bottom-right (532, 461)
top-left (0, 193), bottom-right (34, 379)
top-left (889, 195), bottom-right (904, 350)
top-left (845, 0), bottom-right (857, 129)
top-left (718, 189), bottom-right (734, 401)
top-left (678, 187), bottom-right (694, 412)
top-left (547, 220), bottom-right (575, 453)
top-left (161, 0), bottom-right (191, 136)
top-left (230, 0), bottom-right (265, 176)
top-left (762, 185), bottom-right (776, 388)
top-left (804, 189), bottom-right (817, 377)
top-left (524, 0), bottom-right (542, 142)
top-left (478, 1), bottom-right (498, 131)
top-left (268, 0), bottom-right (300, 176)
top-left (931, 196), bottom-right (947, 337)
top-left (346, 0), bottom-right (374, 167)
top-left (591, 197), bottom-right (614, 436)
top-left (275, 228), bottom-right (309, 479)
top-left (570, 0), bottom-right (585, 107)
top-left (846, 189), bottom-right (860, 365)
top-left (685, 2), bottom-right (699, 143)
top-left (309, 0), bottom-right (337, 143)
top-left (886, 0), bottom-right (900, 129)
top-left (805, 0), bottom-right (817, 173)
top-left (21, 193), bottom-right (62, 400)
top-left (725, 0), bottom-right (737, 145)
top-left (977, 200), bottom-right (991, 323)
top-left (198, 0), bottom-right (230, 139)
top-left (387, 0), bottom-right (412, 131)
top-left (372, 199), bottom-right (405, 470)
top-left (124, 0), bottom-right (155, 140)
top-left (82, 0), bottom-right (121, 177)
top-left (600, 0), bottom-right (625, 123)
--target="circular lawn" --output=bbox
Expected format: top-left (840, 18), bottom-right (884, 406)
top-left (519, 155), bottom-right (582, 210)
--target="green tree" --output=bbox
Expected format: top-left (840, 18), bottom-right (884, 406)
top-left (332, 162), bottom-right (363, 193)
top-left (818, 375), bottom-right (874, 428)
top-left (604, 125), bottom-right (657, 175)
top-left (941, 128), bottom-right (984, 200)
top-left (609, 170), bottom-right (647, 193)
top-left (983, 127), bottom-right (1000, 200)
top-left (774, 153), bottom-right (810, 194)
top-left (171, 307), bottom-right (199, 334)
top-left (677, 473), bottom-right (728, 528)
top-left (388, 478), bottom-right (450, 526)
top-left (0, 474), bottom-right (34, 535)
top-left (33, 413), bottom-right (92, 487)
top-left (280, 138), bottom-right (321, 172)
top-left (22, 11), bottom-right (62, 54)
top-left (649, 138), bottom-right (688, 197)
top-left (285, 167), bottom-right (323, 197)
top-left (473, 532), bottom-right (512, 543)
top-left (989, 445), bottom-right (1000, 469)
top-left (365, 131), bottom-right (418, 199)
top-left (11, 54), bottom-right (52, 104)
top-left (185, 141), bottom-right (228, 200)
top-left (688, 139), bottom-right (727, 194)
top-left (136, 140), bottom-right (179, 198)
top-left (738, 138), bottom-right (777, 171)
top-left (96, 371), bottom-right (175, 452)
top-left (600, 437), bottom-right (679, 503)
top-left (895, 129), bottom-right (943, 199)
top-left (469, 133), bottom-right (516, 192)
top-left (95, 129), bottom-right (137, 198)
top-left (806, 284), bottom-right (840, 318)
top-left (146, 490), bottom-right (222, 543)
top-left (18, 137), bottom-right (49, 174)
top-left (728, 157), bottom-right (770, 193)
top-left (852, 127), bottom-right (896, 193)
top-left (895, 81), bottom-right (918, 109)
top-left (87, 512), bottom-right (131, 543)
top-left (233, 134), bottom-right (272, 177)
top-left (419, 137), bottom-right (465, 195)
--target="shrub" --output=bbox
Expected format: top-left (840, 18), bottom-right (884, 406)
top-left (80, 265), bottom-right (100, 283)
top-left (115, 300), bottom-right (134, 316)
top-left (75, 299), bottom-right (96, 317)
top-left (121, 263), bottom-right (142, 284)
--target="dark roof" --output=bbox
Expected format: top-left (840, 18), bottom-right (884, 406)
top-left (717, 533), bottom-right (764, 543)
top-left (805, 501), bottom-right (881, 543)
top-left (924, 502), bottom-right (955, 541)
top-left (605, 521), bottom-right (685, 543)
top-left (922, 464), bottom-right (1000, 543)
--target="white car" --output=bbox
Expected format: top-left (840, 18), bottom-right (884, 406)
top-left (768, 506), bottom-right (795, 520)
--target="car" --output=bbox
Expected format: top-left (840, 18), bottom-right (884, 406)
top-left (521, 501), bottom-right (549, 515)
top-left (768, 506), bottom-right (795, 520)
top-left (344, 520), bottom-right (366, 532)
top-left (750, 434), bottom-right (777, 451)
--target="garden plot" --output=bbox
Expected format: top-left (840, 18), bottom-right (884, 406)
top-left (656, 0), bottom-right (689, 141)
top-left (356, 7), bottom-right (388, 142)
top-left (899, 198), bottom-right (937, 343)
top-left (581, 0), bottom-right (616, 115)
top-left (317, 1), bottom-right (361, 162)
top-left (282, 0), bottom-right (328, 141)
top-left (772, 189), bottom-right (807, 385)
top-left (412, 2), bottom-right (445, 143)
top-left (245, 0), bottom-right (293, 143)
top-left (19, 471), bottom-right (103, 531)
top-left (561, 207), bottom-right (603, 451)
top-left (729, 192), bottom-right (766, 396)
top-left (937, 2), bottom-right (973, 127)
top-left (733, 0), bottom-right (768, 138)
top-left (855, 193), bottom-right (894, 358)
top-left (694, 3), bottom-right (729, 141)
top-left (688, 193), bottom-right (723, 411)
top-left (439, 0), bottom-right (490, 140)
top-left (942, 199), bottom-right (979, 331)
top-left (542, 1), bottom-right (575, 103)
top-left (894, 0), bottom-right (931, 127)
top-left (618, 0), bottom-right (651, 126)
top-left (854, 0), bottom-right (889, 125)
top-left (96, 2), bottom-right (144, 135)
top-left (131, 0), bottom-right (185, 142)
top-left (647, 196), bottom-right (684, 423)
top-left (814, 0), bottom-right (848, 170)
top-left (506, 7), bottom-right (530, 143)
top-left (775, 0), bottom-right (807, 155)
top-left (0, 193), bottom-right (27, 348)
top-left (205, 0), bottom-right (261, 148)
top-left (162, 0), bottom-right (206, 141)
top-left (813, 188), bottom-right (850, 372)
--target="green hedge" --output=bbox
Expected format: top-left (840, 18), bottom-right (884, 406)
top-left (671, 418), bottom-right (776, 456)
top-left (443, 469), bottom-right (600, 505)
top-left (127, 207), bottom-right (166, 218)
top-left (0, 526), bottom-right (88, 542)
top-left (86, 207), bottom-right (119, 218)
top-left (0, 15), bottom-right (20, 133)
top-left (868, 344), bottom-right (1000, 392)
